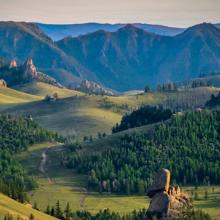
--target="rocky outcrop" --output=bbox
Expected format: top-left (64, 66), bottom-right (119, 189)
top-left (22, 58), bottom-right (37, 77)
top-left (0, 58), bottom-right (64, 88)
top-left (0, 79), bottom-right (7, 87)
top-left (76, 80), bottom-right (115, 96)
top-left (9, 59), bottom-right (17, 68)
top-left (147, 169), bottom-right (170, 198)
top-left (146, 169), bottom-right (191, 219)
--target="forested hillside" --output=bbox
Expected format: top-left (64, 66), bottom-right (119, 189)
top-left (0, 115), bottom-right (59, 202)
top-left (63, 110), bottom-right (220, 194)
top-left (112, 106), bottom-right (172, 133)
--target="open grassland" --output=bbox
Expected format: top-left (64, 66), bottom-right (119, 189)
top-left (0, 193), bottom-right (57, 220)
top-left (185, 186), bottom-right (220, 218)
top-left (15, 81), bottom-right (83, 98)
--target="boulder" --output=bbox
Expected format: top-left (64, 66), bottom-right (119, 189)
top-left (147, 191), bottom-right (170, 217)
top-left (146, 169), bottom-right (191, 220)
top-left (147, 169), bottom-right (170, 198)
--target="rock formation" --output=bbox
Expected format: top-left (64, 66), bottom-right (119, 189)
top-left (0, 79), bottom-right (7, 87)
top-left (146, 169), bottom-right (191, 219)
top-left (76, 79), bottom-right (115, 96)
top-left (9, 59), bottom-right (17, 68)
top-left (22, 58), bottom-right (37, 77)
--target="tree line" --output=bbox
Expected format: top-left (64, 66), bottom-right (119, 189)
top-left (112, 105), bottom-right (172, 133)
top-left (28, 200), bottom-right (211, 220)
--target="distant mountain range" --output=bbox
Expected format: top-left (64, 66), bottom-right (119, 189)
top-left (37, 22), bottom-right (185, 41)
top-left (37, 22), bottom-right (220, 41)
top-left (0, 21), bottom-right (220, 91)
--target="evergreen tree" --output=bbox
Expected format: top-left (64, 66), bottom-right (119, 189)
top-left (55, 200), bottom-right (63, 218)
top-left (64, 202), bottom-right (72, 220)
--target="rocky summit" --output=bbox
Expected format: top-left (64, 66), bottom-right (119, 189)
top-left (0, 79), bottom-right (7, 87)
top-left (146, 169), bottom-right (191, 219)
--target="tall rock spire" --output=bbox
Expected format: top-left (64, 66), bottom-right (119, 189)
top-left (23, 58), bottom-right (37, 77)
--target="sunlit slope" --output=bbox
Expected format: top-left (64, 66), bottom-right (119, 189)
top-left (0, 86), bottom-right (40, 104)
top-left (0, 193), bottom-right (58, 220)
top-left (1, 87), bottom-right (218, 138)
top-left (16, 81), bottom-right (83, 98)
top-left (0, 91), bottom-right (164, 138)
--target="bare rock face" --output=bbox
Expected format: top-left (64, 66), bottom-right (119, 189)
top-left (9, 59), bottom-right (17, 68)
top-left (147, 191), bottom-right (170, 216)
top-left (76, 79), bottom-right (115, 96)
top-left (147, 169), bottom-right (170, 198)
top-left (23, 58), bottom-right (37, 77)
top-left (0, 79), bottom-right (7, 87)
top-left (146, 169), bottom-right (191, 220)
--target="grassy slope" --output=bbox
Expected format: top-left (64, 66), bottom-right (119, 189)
top-left (0, 193), bottom-right (57, 220)
top-left (0, 91), bottom-right (164, 139)
top-left (15, 81), bottom-right (83, 98)
top-left (0, 86), bottom-right (40, 104)
top-left (1, 86), bottom-right (218, 139)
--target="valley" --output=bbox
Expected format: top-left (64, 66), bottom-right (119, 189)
top-left (0, 12), bottom-right (220, 219)
top-left (0, 80), bottom-right (220, 219)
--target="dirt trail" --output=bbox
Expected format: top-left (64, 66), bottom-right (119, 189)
top-left (39, 145), bottom-right (88, 209)
top-left (39, 149), bottom-right (53, 184)
top-left (72, 186), bottom-right (88, 209)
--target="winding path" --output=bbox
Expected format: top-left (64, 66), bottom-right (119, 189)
top-left (38, 146), bottom-right (88, 209)
top-left (39, 149), bottom-right (53, 184)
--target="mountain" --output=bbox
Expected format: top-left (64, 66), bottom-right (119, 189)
top-left (37, 22), bottom-right (184, 40)
top-left (1, 21), bottom-right (220, 91)
top-left (57, 23), bottom-right (220, 91)
top-left (0, 21), bottom-right (84, 85)
top-left (37, 22), bottom-right (220, 41)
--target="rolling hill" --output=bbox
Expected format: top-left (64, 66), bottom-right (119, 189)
top-left (0, 193), bottom-right (57, 220)
top-left (0, 85), bottom-right (218, 138)
top-left (0, 86), bottom-right (40, 104)
top-left (15, 81), bottom-right (83, 98)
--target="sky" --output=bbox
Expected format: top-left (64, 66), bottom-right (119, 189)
top-left (0, 0), bottom-right (220, 27)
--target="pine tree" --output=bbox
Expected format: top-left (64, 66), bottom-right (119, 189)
top-left (55, 200), bottom-right (62, 218)
top-left (64, 202), bottom-right (72, 220)
top-left (50, 207), bottom-right (55, 216)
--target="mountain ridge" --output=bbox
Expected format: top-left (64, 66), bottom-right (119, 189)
top-left (37, 22), bottom-right (220, 41)
top-left (56, 22), bottom-right (220, 91)
top-left (1, 21), bottom-right (220, 91)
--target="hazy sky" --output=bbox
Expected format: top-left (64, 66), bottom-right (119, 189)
top-left (0, 0), bottom-right (220, 27)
